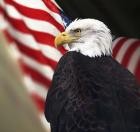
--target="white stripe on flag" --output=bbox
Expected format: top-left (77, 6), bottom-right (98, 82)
top-left (8, 24), bottom-right (39, 50)
top-left (112, 37), bottom-right (124, 49)
top-left (8, 43), bottom-right (21, 59)
top-left (24, 76), bottom-right (48, 100)
top-left (22, 54), bottom-right (54, 80)
top-left (13, 0), bottom-right (63, 25)
top-left (127, 47), bottom-right (140, 73)
top-left (115, 39), bottom-right (138, 63)
top-left (7, 23), bottom-right (63, 62)
top-left (5, 4), bottom-right (61, 35)
top-left (0, 15), bottom-right (8, 30)
top-left (40, 114), bottom-right (50, 132)
top-left (39, 44), bottom-right (62, 62)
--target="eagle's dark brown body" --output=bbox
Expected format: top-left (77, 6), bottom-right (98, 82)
top-left (45, 51), bottom-right (140, 132)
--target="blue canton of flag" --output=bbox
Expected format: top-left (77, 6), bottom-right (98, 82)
top-left (60, 11), bottom-right (72, 28)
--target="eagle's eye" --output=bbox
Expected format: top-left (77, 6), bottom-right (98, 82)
top-left (73, 28), bottom-right (81, 33)
top-left (73, 28), bottom-right (81, 37)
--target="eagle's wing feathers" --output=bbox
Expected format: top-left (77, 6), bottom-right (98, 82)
top-left (63, 53), bottom-right (115, 132)
top-left (45, 52), bottom-right (114, 132)
top-left (45, 51), bottom-right (140, 132)
top-left (44, 52), bottom-right (70, 123)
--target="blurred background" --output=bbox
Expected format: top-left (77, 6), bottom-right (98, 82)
top-left (0, 0), bottom-right (140, 132)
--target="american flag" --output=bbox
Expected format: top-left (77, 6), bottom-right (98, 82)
top-left (0, 0), bottom-right (140, 131)
top-left (0, 0), bottom-right (67, 130)
top-left (113, 37), bottom-right (140, 83)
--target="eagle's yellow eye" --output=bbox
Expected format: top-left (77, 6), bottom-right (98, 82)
top-left (73, 28), bottom-right (81, 37)
top-left (74, 28), bottom-right (81, 33)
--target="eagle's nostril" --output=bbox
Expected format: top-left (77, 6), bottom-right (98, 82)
top-left (62, 33), bottom-right (66, 36)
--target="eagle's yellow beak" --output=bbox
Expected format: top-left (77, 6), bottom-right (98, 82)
top-left (55, 32), bottom-right (78, 47)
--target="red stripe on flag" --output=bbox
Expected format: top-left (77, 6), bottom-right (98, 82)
top-left (31, 93), bottom-right (45, 112)
top-left (0, 0), bottom-right (68, 125)
top-left (16, 40), bottom-right (57, 70)
top-left (21, 63), bottom-right (51, 88)
top-left (4, 0), bottom-right (64, 32)
top-left (112, 37), bottom-right (128, 58)
top-left (121, 41), bottom-right (140, 67)
top-left (4, 14), bottom-right (56, 46)
top-left (3, 30), bottom-right (15, 43)
top-left (0, 6), bottom-right (3, 13)
top-left (3, 11), bottom-right (66, 54)
top-left (42, 0), bottom-right (59, 13)
top-left (4, 30), bottom-right (57, 69)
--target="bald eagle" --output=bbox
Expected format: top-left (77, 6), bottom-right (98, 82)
top-left (45, 19), bottom-right (140, 132)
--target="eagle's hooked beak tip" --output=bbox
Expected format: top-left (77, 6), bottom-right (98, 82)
top-left (54, 32), bottom-right (68, 47)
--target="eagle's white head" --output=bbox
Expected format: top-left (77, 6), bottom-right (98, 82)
top-left (55, 18), bottom-right (112, 57)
